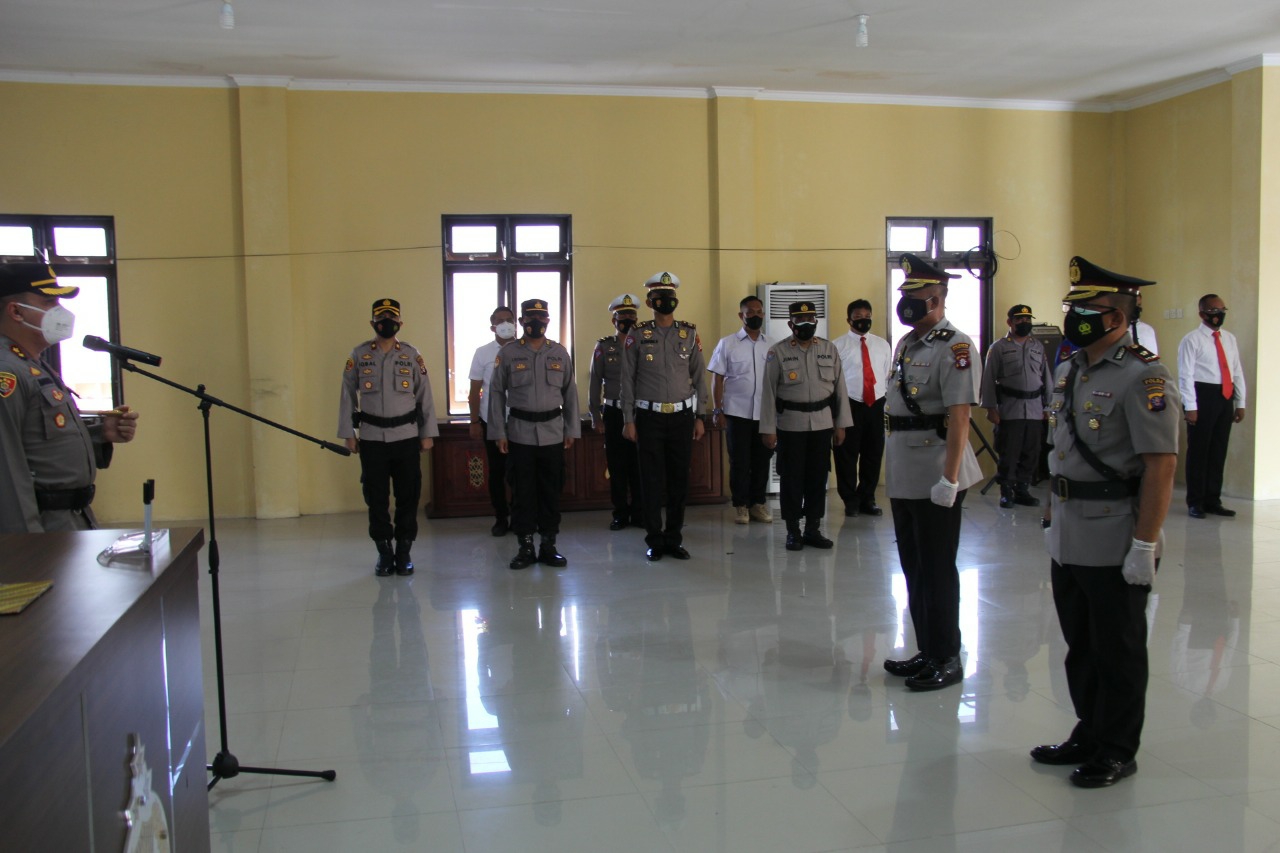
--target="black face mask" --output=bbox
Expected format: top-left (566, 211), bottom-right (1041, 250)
top-left (522, 319), bottom-right (547, 339)
top-left (1063, 307), bottom-right (1117, 348)
top-left (895, 294), bottom-right (932, 326)
top-left (651, 297), bottom-right (678, 316)
top-left (1203, 311), bottom-right (1225, 328)
top-left (615, 317), bottom-right (636, 334)
top-left (1012, 321), bottom-right (1033, 337)
top-left (850, 318), bottom-right (872, 335)
top-left (792, 322), bottom-right (817, 342)
top-left (374, 319), bottom-right (400, 339)
top-left (744, 315), bottom-right (764, 331)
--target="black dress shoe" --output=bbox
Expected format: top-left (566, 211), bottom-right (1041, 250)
top-left (665, 545), bottom-right (691, 560)
top-left (1188, 505), bottom-right (1207, 519)
top-left (609, 518), bottom-right (627, 531)
top-left (1030, 740), bottom-right (1095, 766)
top-left (375, 540), bottom-right (395, 577)
top-left (906, 656), bottom-right (964, 691)
top-left (883, 652), bottom-right (928, 677)
top-left (1070, 757), bottom-right (1137, 788)
top-left (858, 502), bottom-right (883, 517)
top-left (491, 518), bottom-right (510, 537)
top-left (844, 505), bottom-right (859, 517)
top-left (394, 539), bottom-right (415, 576)
top-left (646, 547), bottom-right (663, 562)
top-left (538, 539), bottom-right (568, 568)
top-left (785, 532), bottom-right (804, 551)
top-left (1013, 491), bottom-right (1041, 507)
top-left (802, 529), bottom-right (833, 549)
top-left (1205, 505), bottom-right (1236, 517)
top-left (509, 536), bottom-right (537, 570)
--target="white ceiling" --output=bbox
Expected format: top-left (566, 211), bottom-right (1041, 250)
top-left (3, 0), bottom-right (1280, 106)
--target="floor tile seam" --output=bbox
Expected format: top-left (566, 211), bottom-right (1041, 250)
top-left (806, 772), bottom-right (885, 844)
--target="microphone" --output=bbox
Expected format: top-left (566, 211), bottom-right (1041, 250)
top-left (82, 335), bottom-right (162, 367)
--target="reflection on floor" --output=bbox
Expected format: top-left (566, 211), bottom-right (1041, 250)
top-left (202, 488), bottom-right (1280, 852)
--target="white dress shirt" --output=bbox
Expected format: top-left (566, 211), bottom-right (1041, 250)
top-left (1177, 323), bottom-right (1246, 410)
top-left (1132, 320), bottom-right (1159, 356)
top-left (468, 339), bottom-right (503, 423)
top-left (833, 331), bottom-right (893, 403)
top-left (706, 328), bottom-right (771, 420)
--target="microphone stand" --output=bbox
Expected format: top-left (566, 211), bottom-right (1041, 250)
top-left (118, 360), bottom-right (344, 790)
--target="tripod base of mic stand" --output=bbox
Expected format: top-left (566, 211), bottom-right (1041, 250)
top-left (208, 750), bottom-right (337, 790)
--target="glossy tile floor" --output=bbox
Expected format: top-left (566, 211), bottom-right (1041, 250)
top-left (201, 487), bottom-right (1280, 852)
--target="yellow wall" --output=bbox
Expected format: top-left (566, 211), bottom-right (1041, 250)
top-left (2, 76), bottom-right (1268, 519)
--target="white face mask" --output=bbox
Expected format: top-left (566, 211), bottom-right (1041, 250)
top-left (494, 321), bottom-right (517, 340)
top-left (18, 302), bottom-right (76, 345)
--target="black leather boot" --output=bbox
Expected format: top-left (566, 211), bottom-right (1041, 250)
top-left (538, 536), bottom-right (567, 568)
top-left (510, 535), bottom-right (537, 570)
top-left (1013, 483), bottom-right (1041, 507)
top-left (785, 523), bottom-right (804, 551)
top-left (802, 520), bottom-right (833, 549)
top-left (394, 539), bottom-right (414, 576)
top-left (999, 483), bottom-right (1014, 509)
top-left (375, 540), bottom-right (395, 576)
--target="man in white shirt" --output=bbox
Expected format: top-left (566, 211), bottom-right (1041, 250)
top-left (1131, 292), bottom-right (1159, 356)
top-left (833, 299), bottom-right (893, 517)
top-left (468, 306), bottom-right (517, 535)
top-left (708, 295), bottom-right (774, 524)
top-left (1177, 294), bottom-right (1246, 518)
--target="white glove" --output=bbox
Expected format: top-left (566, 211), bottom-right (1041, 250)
top-left (930, 476), bottom-right (959, 508)
top-left (1121, 537), bottom-right (1157, 586)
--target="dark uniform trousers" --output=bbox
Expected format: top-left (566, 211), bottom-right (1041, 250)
top-left (1185, 381), bottom-right (1233, 509)
top-left (482, 430), bottom-right (510, 520)
top-left (635, 408), bottom-right (694, 550)
top-left (1051, 560), bottom-right (1150, 761)
top-left (890, 491), bottom-right (966, 660)
top-left (994, 418), bottom-right (1044, 485)
top-left (725, 414), bottom-right (774, 508)
top-left (776, 428), bottom-right (833, 524)
top-left (360, 437), bottom-right (422, 542)
top-left (833, 396), bottom-right (885, 508)
top-left (507, 441), bottom-right (566, 537)
top-left (603, 405), bottom-right (641, 523)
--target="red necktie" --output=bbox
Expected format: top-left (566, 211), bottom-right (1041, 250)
top-left (860, 336), bottom-right (876, 404)
top-left (1213, 330), bottom-right (1233, 400)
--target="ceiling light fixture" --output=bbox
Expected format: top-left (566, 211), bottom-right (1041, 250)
top-left (220, 1), bottom-right (235, 30)
top-left (855, 14), bottom-right (869, 48)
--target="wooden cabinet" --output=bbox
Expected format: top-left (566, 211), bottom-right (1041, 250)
top-left (427, 420), bottom-right (726, 518)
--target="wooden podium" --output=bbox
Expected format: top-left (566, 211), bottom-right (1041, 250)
top-left (428, 420), bottom-right (726, 518)
top-left (0, 528), bottom-right (209, 853)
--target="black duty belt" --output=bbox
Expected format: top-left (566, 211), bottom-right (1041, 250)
top-left (885, 414), bottom-right (947, 433)
top-left (1049, 475), bottom-right (1141, 501)
top-left (356, 411), bottom-right (420, 429)
top-left (35, 485), bottom-right (96, 512)
top-left (778, 394), bottom-right (836, 413)
top-left (509, 407), bottom-right (563, 423)
top-left (997, 385), bottom-right (1043, 400)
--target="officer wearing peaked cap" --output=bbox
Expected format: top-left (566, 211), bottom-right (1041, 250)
top-left (1032, 256), bottom-right (1178, 789)
top-left (882, 253), bottom-right (983, 692)
top-left (759, 301), bottom-right (851, 550)
top-left (489, 298), bottom-right (581, 569)
top-left (0, 263), bottom-right (140, 532)
top-left (981, 304), bottom-right (1053, 508)
top-left (620, 271), bottom-right (708, 561)
top-left (589, 293), bottom-right (642, 530)
top-left (339, 298), bottom-right (439, 576)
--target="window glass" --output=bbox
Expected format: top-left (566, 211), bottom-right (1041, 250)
top-left (54, 275), bottom-right (114, 411)
top-left (514, 224), bottom-right (560, 254)
top-left (451, 225), bottom-right (498, 255)
top-left (0, 225), bottom-right (35, 256)
top-left (53, 226), bottom-right (108, 257)
top-left (450, 272), bottom-right (499, 407)
top-left (942, 226), bottom-right (981, 254)
top-left (887, 225), bottom-right (929, 253)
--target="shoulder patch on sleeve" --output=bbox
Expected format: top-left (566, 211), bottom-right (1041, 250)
top-left (0, 372), bottom-right (17, 398)
top-left (950, 342), bottom-right (971, 370)
top-left (416, 355), bottom-right (427, 375)
top-left (344, 357), bottom-right (354, 372)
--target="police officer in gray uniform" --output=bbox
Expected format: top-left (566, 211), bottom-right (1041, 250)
top-left (339, 298), bottom-right (439, 576)
top-left (489, 298), bottom-right (581, 570)
top-left (882, 254), bottom-right (983, 692)
top-left (620, 272), bottom-right (707, 562)
top-left (589, 293), bottom-right (642, 530)
top-left (1032, 257), bottom-right (1178, 789)
top-left (981, 304), bottom-right (1053, 508)
top-left (0, 263), bottom-right (139, 532)
top-left (759, 301), bottom-right (852, 551)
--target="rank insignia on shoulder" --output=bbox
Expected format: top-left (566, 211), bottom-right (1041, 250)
top-left (0, 372), bottom-right (15, 398)
top-left (680, 320), bottom-right (696, 329)
top-left (1128, 344), bottom-right (1159, 363)
top-left (926, 328), bottom-right (955, 343)
top-left (624, 336), bottom-right (635, 349)
top-left (29, 366), bottom-right (41, 376)
top-left (9, 345), bottom-right (25, 358)
top-left (344, 357), bottom-right (355, 372)
top-left (593, 345), bottom-right (603, 360)
top-left (637, 320), bottom-right (655, 329)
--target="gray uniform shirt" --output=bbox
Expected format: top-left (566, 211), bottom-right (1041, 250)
top-left (759, 336), bottom-right (854, 434)
top-left (1045, 334), bottom-right (1180, 566)
top-left (620, 320), bottom-right (708, 424)
top-left (0, 335), bottom-right (106, 532)
top-left (884, 319), bottom-right (983, 499)
top-left (588, 334), bottom-right (625, 413)
top-left (338, 339), bottom-right (439, 443)
top-left (980, 335), bottom-right (1052, 420)
top-left (487, 338), bottom-right (582, 445)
